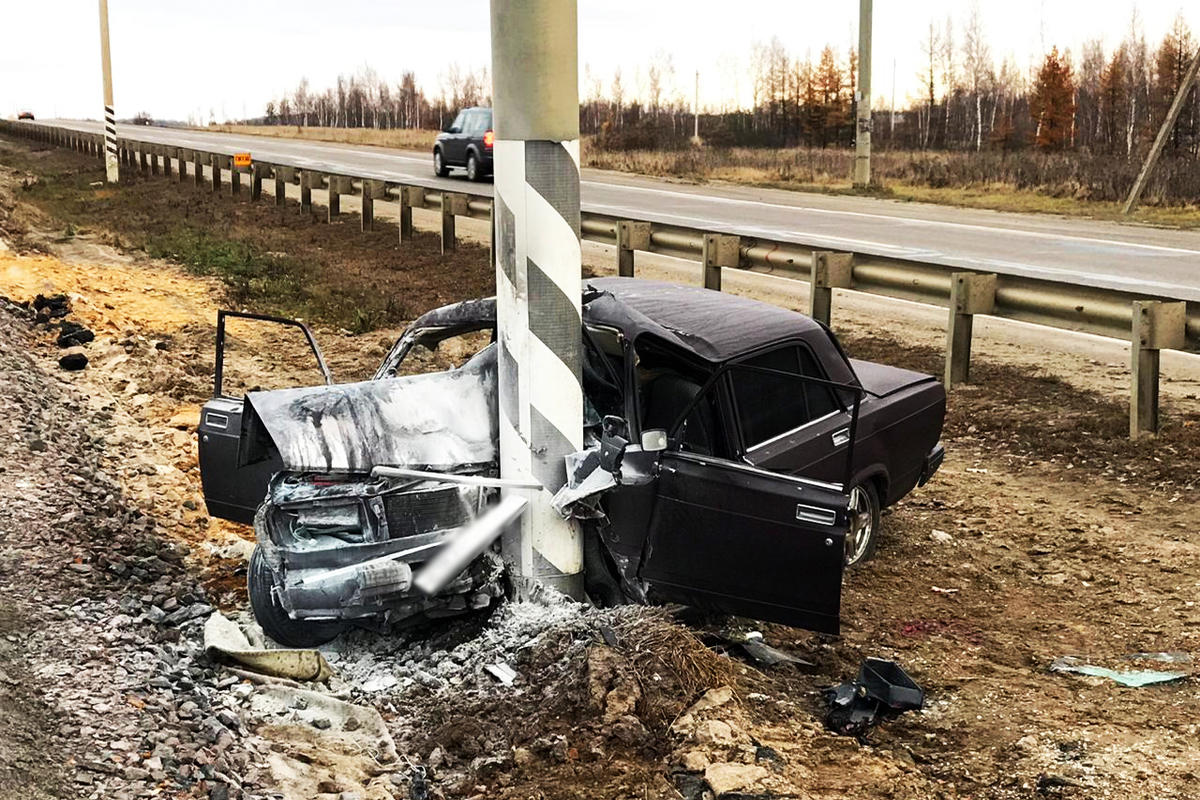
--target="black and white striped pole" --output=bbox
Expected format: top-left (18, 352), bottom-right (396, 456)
top-left (98, 0), bottom-right (119, 183)
top-left (490, 0), bottom-right (584, 598)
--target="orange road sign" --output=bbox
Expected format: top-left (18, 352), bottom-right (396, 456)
top-left (233, 152), bottom-right (252, 168)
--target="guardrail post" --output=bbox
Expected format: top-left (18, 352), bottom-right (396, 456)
top-left (230, 163), bottom-right (242, 198)
top-left (441, 192), bottom-right (468, 253)
top-left (362, 180), bottom-right (385, 231)
top-left (702, 233), bottom-right (741, 291)
top-left (162, 147), bottom-right (174, 179)
top-left (251, 163), bottom-right (267, 202)
top-left (176, 149), bottom-right (189, 183)
top-left (193, 151), bottom-right (204, 187)
top-left (944, 272), bottom-right (997, 388)
top-left (327, 176), bottom-right (352, 221)
top-left (149, 146), bottom-right (160, 176)
top-left (299, 171), bottom-right (314, 215)
top-left (138, 147), bottom-right (149, 176)
top-left (274, 166), bottom-right (294, 206)
top-left (809, 251), bottom-right (854, 326)
top-left (399, 186), bottom-right (422, 242)
top-left (616, 221), bottom-right (651, 277)
top-left (210, 154), bottom-right (223, 193)
top-left (1130, 300), bottom-right (1185, 438)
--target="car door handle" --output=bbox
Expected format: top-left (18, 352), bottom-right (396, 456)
top-left (831, 427), bottom-right (850, 447)
top-left (796, 504), bottom-right (838, 526)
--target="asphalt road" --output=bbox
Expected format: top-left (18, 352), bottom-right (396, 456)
top-left (34, 119), bottom-right (1200, 302)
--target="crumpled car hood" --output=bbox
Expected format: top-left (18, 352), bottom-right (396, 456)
top-left (244, 345), bottom-right (498, 473)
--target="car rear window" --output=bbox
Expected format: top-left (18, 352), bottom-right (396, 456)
top-left (732, 346), bottom-right (839, 449)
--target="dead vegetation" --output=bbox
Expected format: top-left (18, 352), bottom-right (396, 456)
top-left (203, 123), bottom-right (439, 153)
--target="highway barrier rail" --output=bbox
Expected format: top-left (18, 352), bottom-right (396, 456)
top-left (4, 119), bottom-right (1196, 439)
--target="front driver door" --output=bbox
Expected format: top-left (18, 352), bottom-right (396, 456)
top-left (640, 451), bottom-right (848, 634)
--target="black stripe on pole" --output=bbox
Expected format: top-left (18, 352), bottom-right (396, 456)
top-left (526, 258), bottom-right (582, 379)
top-left (523, 141), bottom-right (581, 234)
top-left (529, 407), bottom-right (576, 493)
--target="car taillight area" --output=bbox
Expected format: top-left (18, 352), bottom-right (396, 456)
top-left (483, 130), bottom-right (495, 148)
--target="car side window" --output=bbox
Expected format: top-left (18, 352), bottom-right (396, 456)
top-left (732, 346), bottom-right (840, 449)
top-left (449, 111), bottom-right (466, 132)
top-left (465, 111), bottom-right (489, 135)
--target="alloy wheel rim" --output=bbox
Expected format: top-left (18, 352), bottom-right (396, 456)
top-left (846, 486), bottom-right (873, 564)
top-left (467, 157), bottom-right (477, 180)
top-left (435, 152), bottom-right (442, 172)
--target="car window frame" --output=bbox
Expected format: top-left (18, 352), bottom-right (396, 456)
top-left (724, 340), bottom-right (847, 456)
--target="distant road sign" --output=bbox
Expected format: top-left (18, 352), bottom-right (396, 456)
top-left (233, 152), bottom-right (251, 168)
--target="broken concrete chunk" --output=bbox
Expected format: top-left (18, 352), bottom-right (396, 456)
top-left (703, 762), bottom-right (769, 796)
top-left (203, 612), bottom-right (333, 682)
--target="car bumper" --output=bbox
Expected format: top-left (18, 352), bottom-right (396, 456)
top-left (917, 442), bottom-right (945, 486)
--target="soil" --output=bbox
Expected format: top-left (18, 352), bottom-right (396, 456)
top-left (1, 133), bottom-right (1199, 800)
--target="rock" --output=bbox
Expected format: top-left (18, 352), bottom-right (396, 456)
top-left (606, 715), bottom-right (650, 747)
top-left (312, 717), bottom-right (332, 730)
top-left (208, 785), bottom-right (230, 800)
top-left (165, 409), bottom-right (200, 430)
top-left (512, 747), bottom-right (534, 767)
top-left (686, 686), bottom-right (734, 715)
top-left (59, 350), bottom-right (89, 371)
top-left (680, 750), bottom-right (710, 773)
top-left (693, 720), bottom-right (736, 746)
top-left (704, 763), bottom-right (769, 797)
top-left (57, 328), bottom-right (95, 348)
top-left (930, 529), bottom-right (954, 544)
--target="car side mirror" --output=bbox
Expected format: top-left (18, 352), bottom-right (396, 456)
top-left (640, 429), bottom-right (667, 452)
top-left (599, 415), bottom-right (630, 474)
top-left (446, 125), bottom-right (461, 134)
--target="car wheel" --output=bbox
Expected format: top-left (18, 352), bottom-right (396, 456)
top-left (466, 153), bottom-right (482, 182)
top-left (845, 481), bottom-right (881, 567)
top-left (433, 148), bottom-right (449, 177)
top-left (248, 546), bottom-right (344, 648)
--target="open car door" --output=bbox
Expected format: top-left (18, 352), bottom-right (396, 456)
top-left (197, 311), bottom-right (331, 524)
top-left (637, 359), bottom-right (862, 634)
top-left (640, 452), bottom-right (848, 633)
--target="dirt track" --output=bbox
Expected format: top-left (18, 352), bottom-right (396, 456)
top-left (1, 136), bottom-right (1199, 800)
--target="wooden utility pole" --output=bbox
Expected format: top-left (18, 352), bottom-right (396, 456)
top-left (1122, 48), bottom-right (1200, 215)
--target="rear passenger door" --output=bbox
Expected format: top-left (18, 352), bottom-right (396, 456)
top-left (444, 111), bottom-right (468, 164)
top-left (732, 345), bottom-right (852, 484)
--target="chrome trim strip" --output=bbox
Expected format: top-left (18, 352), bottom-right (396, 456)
top-left (671, 450), bottom-right (844, 493)
top-left (744, 409), bottom-right (843, 453)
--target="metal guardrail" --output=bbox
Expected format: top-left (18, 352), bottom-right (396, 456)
top-left (4, 119), bottom-right (1195, 438)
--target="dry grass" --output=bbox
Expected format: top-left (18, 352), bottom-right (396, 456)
top-left (202, 124), bottom-right (438, 152)
top-left (583, 143), bottom-right (1200, 229)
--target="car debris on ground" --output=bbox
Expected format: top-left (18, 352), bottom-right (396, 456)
top-left (823, 658), bottom-right (925, 738)
top-left (1049, 656), bottom-right (1189, 687)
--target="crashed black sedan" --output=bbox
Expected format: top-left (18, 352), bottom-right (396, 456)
top-left (198, 278), bottom-right (945, 646)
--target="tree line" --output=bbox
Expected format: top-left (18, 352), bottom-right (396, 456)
top-left (254, 12), bottom-right (1197, 161)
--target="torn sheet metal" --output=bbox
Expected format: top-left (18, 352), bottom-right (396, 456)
top-left (1050, 656), bottom-right (1187, 687)
top-left (551, 448), bottom-right (616, 518)
top-left (203, 612), bottom-right (333, 682)
top-left (246, 345), bottom-right (498, 473)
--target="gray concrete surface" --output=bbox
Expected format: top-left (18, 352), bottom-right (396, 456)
top-left (36, 119), bottom-right (1200, 302)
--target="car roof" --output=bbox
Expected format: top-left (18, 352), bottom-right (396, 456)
top-left (409, 277), bottom-right (822, 364)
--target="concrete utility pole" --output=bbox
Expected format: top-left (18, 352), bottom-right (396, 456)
top-left (1122, 48), bottom-right (1200, 215)
top-left (490, 0), bottom-right (585, 598)
top-left (853, 0), bottom-right (873, 188)
top-left (694, 71), bottom-right (700, 142)
top-left (98, 0), bottom-right (118, 183)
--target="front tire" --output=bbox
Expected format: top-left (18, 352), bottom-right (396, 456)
top-left (248, 546), bottom-right (344, 648)
top-left (433, 148), bottom-right (449, 177)
top-left (845, 481), bottom-right (881, 567)
top-left (466, 152), bottom-right (481, 182)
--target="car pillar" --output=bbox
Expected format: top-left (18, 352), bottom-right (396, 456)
top-left (490, 0), bottom-right (585, 599)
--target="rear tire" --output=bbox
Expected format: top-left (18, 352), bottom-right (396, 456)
top-left (466, 153), bottom-right (481, 182)
top-left (433, 148), bottom-right (449, 177)
top-left (845, 481), bottom-right (881, 567)
top-left (248, 546), bottom-right (344, 648)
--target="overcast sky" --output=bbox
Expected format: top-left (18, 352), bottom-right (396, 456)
top-left (0, 1), bottom-right (1192, 122)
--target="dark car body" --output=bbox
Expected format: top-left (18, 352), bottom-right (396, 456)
top-left (433, 107), bottom-right (493, 181)
top-left (17, 112), bottom-right (34, 120)
top-left (198, 279), bottom-right (944, 643)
